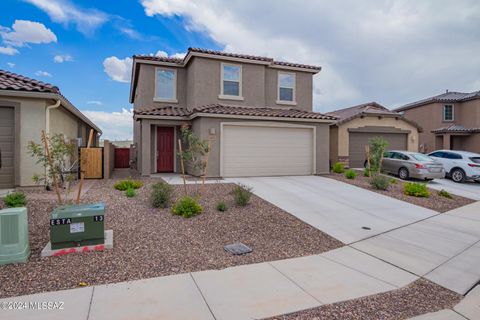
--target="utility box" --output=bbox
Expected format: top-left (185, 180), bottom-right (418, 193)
top-left (0, 207), bottom-right (30, 265)
top-left (50, 203), bottom-right (105, 250)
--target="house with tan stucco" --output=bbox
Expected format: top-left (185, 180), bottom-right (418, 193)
top-left (131, 48), bottom-right (337, 178)
top-left (327, 102), bottom-right (421, 168)
top-left (0, 70), bottom-right (102, 188)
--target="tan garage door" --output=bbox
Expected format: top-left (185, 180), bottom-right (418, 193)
top-left (349, 132), bottom-right (407, 168)
top-left (221, 124), bottom-right (315, 177)
top-left (0, 107), bottom-right (15, 188)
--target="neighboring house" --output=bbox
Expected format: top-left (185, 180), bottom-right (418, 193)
top-left (327, 102), bottom-right (420, 168)
top-left (394, 90), bottom-right (480, 153)
top-left (0, 70), bottom-right (102, 188)
top-left (130, 48), bottom-right (336, 177)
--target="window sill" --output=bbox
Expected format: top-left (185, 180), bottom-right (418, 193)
top-left (276, 100), bottom-right (297, 106)
top-left (218, 95), bottom-right (244, 101)
top-left (442, 119), bottom-right (454, 122)
top-left (153, 98), bottom-right (178, 103)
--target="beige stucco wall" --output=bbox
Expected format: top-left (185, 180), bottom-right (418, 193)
top-left (336, 116), bottom-right (419, 157)
top-left (265, 68), bottom-right (313, 111)
top-left (49, 106), bottom-right (79, 140)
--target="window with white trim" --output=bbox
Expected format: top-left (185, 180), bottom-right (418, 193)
top-left (443, 104), bottom-right (454, 121)
top-left (278, 72), bottom-right (295, 102)
top-left (221, 63), bottom-right (241, 97)
top-left (155, 68), bottom-right (177, 101)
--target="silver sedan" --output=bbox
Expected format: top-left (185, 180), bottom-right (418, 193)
top-left (380, 151), bottom-right (445, 180)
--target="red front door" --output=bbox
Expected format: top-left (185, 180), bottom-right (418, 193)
top-left (157, 127), bottom-right (174, 172)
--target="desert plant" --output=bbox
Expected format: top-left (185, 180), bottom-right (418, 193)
top-left (363, 168), bottom-right (371, 177)
top-left (344, 169), bottom-right (357, 179)
top-left (390, 178), bottom-right (398, 184)
top-left (172, 196), bottom-right (203, 218)
top-left (151, 182), bottom-right (174, 208)
top-left (367, 137), bottom-right (389, 174)
top-left (233, 184), bottom-right (253, 206)
top-left (216, 201), bottom-right (227, 212)
top-left (27, 132), bottom-right (77, 205)
top-left (403, 182), bottom-right (430, 197)
top-left (114, 179), bottom-right (143, 191)
top-left (332, 162), bottom-right (345, 173)
top-left (3, 192), bottom-right (27, 208)
top-left (125, 188), bottom-right (136, 198)
top-left (369, 173), bottom-right (390, 190)
top-left (438, 189), bottom-right (453, 199)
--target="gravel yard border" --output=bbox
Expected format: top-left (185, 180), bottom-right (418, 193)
top-left (329, 171), bottom-right (474, 212)
top-left (266, 279), bottom-right (462, 320)
top-left (0, 177), bottom-right (342, 298)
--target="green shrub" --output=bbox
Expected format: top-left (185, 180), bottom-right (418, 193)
top-left (233, 184), bottom-right (253, 206)
top-left (332, 162), bottom-right (345, 174)
top-left (151, 182), bottom-right (173, 208)
top-left (369, 174), bottom-right (390, 190)
top-left (114, 179), bottom-right (143, 191)
top-left (367, 137), bottom-right (389, 173)
top-left (403, 182), bottom-right (430, 197)
top-left (172, 196), bottom-right (203, 218)
top-left (390, 178), bottom-right (398, 184)
top-left (216, 201), bottom-right (227, 212)
top-left (125, 188), bottom-right (136, 198)
top-left (3, 192), bottom-right (27, 208)
top-left (438, 189), bottom-right (453, 199)
top-left (344, 169), bottom-right (357, 179)
top-left (363, 168), bottom-right (371, 177)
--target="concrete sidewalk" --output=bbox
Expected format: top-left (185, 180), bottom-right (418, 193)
top-left (0, 246), bottom-right (418, 320)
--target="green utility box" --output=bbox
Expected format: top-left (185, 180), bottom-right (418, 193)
top-left (0, 207), bottom-right (30, 265)
top-left (50, 203), bottom-right (105, 250)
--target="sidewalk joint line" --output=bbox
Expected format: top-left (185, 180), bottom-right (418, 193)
top-left (189, 273), bottom-right (217, 320)
top-left (267, 262), bottom-right (324, 305)
top-left (86, 286), bottom-right (95, 320)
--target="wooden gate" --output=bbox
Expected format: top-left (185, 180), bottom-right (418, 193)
top-left (114, 148), bottom-right (130, 168)
top-left (80, 147), bottom-right (103, 179)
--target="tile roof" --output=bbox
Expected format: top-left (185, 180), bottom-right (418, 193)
top-left (327, 102), bottom-right (403, 123)
top-left (134, 104), bottom-right (336, 121)
top-left (133, 47), bottom-right (321, 71)
top-left (432, 124), bottom-right (480, 134)
top-left (0, 69), bottom-right (59, 93)
top-left (395, 90), bottom-right (480, 111)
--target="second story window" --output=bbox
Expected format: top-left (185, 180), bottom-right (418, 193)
top-left (278, 72), bottom-right (296, 103)
top-left (155, 68), bottom-right (177, 102)
top-left (220, 63), bottom-right (242, 99)
top-left (443, 104), bottom-right (454, 121)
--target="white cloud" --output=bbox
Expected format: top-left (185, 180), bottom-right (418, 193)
top-left (7, 62), bottom-right (15, 68)
top-left (103, 56), bottom-right (133, 83)
top-left (82, 108), bottom-right (133, 140)
top-left (155, 50), bottom-right (168, 57)
top-left (35, 70), bottom-right (52, 77)
top-left (87, 100), bottom-right (103, 106)
top-left (54, 54), bottom-right (73, 63)
top-left (0, 20), bottom-right (57, 47)
top-left (170, 52), bottom-right (186, 59)
top-left (0, 46), bottom-right (19, 55)
top-left (119, 27), bottom-right (143, 40)
top-left (140, 0), bottom-right (480, 111)
top-left (154, 50), bottom-right (185, 59)
top-left (23, 0), bottom-right (108, 35)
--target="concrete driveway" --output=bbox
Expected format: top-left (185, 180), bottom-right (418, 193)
top-left (428, 178), bottom-right (480, 200)
top-left (227, 176), bottom-right (437, 244)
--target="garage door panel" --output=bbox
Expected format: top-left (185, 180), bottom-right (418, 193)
top-left (349, 132), bottom-right (407, 168)
top-left (222, 125), bottom-right (314, 177)
top-left (0, 107), bottom-right (15, 188)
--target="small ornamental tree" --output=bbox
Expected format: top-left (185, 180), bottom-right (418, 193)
top-left (178, 126), bottom-right (211, 195)
top-left (27, 131), bottom-right (77, 205)
top-left (366, 136), bottom-right (389, 175)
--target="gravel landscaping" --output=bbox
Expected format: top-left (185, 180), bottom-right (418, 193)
top-left (329, 172), bottom-right (474, 212)
top-left (0, 177), bottom-right (342, 298)
top-left (266, 279), bottom-right (462, 320)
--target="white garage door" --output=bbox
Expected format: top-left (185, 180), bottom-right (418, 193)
top-left (221, 123), bottom-right (315, 177)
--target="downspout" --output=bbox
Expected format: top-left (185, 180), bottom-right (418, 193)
top-left (46, 99), bottom-right (61, 135)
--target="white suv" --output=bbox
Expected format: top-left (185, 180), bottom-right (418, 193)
top-left (428, 150), bottom-right (480, 183)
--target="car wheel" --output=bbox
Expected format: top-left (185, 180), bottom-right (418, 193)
top-left (451, 168), bottom-right (466, 183)
top-left (398, 167), bottom-right (409, 180)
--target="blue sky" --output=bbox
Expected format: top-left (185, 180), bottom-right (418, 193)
top-left (1, 0), bottom-right (479, 140)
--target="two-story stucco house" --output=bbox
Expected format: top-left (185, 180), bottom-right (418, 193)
top-left (394, 90), bottom-right (480, 154)
top-left (130, 48), bottom-right (336, 177)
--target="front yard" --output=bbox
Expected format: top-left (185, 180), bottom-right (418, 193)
top-left (0, 177), bottom-right (342, 298)
top-left (329, 170), bottom-right (474, 212)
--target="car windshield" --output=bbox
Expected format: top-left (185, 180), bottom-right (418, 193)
top-left (410, 154), bottom-right (433, 162)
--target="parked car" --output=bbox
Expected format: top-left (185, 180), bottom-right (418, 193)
top-left (364, 150), bottom-right (445, 180)
top-left (428, 150), bottom-right (480, 183)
